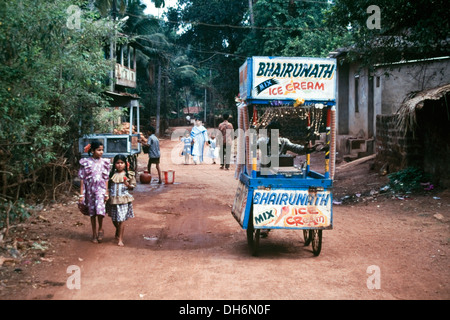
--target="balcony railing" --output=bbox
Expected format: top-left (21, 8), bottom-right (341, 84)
top-left (115, 63), bottom-right (136, 88)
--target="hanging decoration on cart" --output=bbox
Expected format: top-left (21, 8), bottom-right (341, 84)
top-left (251, 104), bottom-right (326, 143)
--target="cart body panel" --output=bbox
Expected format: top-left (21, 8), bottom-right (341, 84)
top-left (232, 171), bottom-right (333, 231)
top-left (78, 133), bottom-right (141, 159)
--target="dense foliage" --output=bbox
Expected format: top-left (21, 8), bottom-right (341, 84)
top-left (325, 0), bottom-right (450, 66)
top-left (0, 0), bottom-right (118, 204)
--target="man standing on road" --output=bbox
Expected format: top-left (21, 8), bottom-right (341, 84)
top-left (218, 113), bottom-right (234, 170)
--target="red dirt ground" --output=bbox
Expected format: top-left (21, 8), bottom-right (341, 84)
top-left (1, 127), bottom-right (449, 300)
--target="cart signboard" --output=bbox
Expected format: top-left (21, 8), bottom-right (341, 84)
top-left (231, 180), bottom-right (250, 227)
top-left (239, 56), bottom-right (336, 103)
top-left (252, 189), bottom-right (332, 229)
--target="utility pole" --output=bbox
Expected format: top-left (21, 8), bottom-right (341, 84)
top-left (110, 0), bottom-right (117, 92)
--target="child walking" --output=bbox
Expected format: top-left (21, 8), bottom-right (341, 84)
top-left (140, 126), bottom-right (162, 183)
top-left (78, 140), bottom-right (111, 243)
top-left (107, 154), bottom-right (136, 246)
top-left (207, 133), bottom-right (218, 164)
top-left (180, 130), bottom-right (193, 164)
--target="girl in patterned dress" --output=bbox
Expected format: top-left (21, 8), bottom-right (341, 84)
top-left (107, 154), bottom-right (136, 246)
top-left (78, 140), bottom-right (111, 243)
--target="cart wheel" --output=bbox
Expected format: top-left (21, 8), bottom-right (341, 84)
top-left (246, 226), bottom-right (260, 256)
top-left (303, 230), bottom-right (312, 246)
top-left (311, 230), bottom-right (322, 256)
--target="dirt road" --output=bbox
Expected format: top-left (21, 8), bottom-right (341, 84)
top-left (1, 127), bottom-right (449, 300)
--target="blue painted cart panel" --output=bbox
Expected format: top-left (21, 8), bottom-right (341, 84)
top-left (232, 171), bottom-right (333, 231)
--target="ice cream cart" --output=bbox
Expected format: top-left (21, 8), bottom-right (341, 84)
top-left (231, 56), bottom-right (337, 256)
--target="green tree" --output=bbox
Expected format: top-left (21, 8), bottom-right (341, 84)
top-left (123, 2), bottom-right (173, 134)
top-left (325, 0), bottom-right (450, 66)
top-left (94, 0), bottom-right (142, 17)
top-left (0, 0), bottom-right (119, 203)
top-left (238, 0), bottom-right (341, 57)
top-left (168, 0), bottom-right (250, 119)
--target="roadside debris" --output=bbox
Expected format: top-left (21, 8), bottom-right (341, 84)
top-left (333, 181), bottom-right (443, 206)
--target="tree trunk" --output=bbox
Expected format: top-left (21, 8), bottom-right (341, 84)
top-left (248, 0), bottom-right (254, 26)
top-left (156, 63), bottom-right (161, 136)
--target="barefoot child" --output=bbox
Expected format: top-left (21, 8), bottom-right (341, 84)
top-left (107, 154), bottom-right (136, 246)
top-left (207, 133), bottom-right (218, 164)
top-left (180, 130), bottom-right (193, 164)
top-left (139, 126), bottom-right (162, 183)
top-left (78, 140), bottom-right (111, 243)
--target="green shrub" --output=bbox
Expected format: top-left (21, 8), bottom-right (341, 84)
top-left (388, 167), bottom-right (431, 193)
top-left (0, 200), bottom-right (31, 229)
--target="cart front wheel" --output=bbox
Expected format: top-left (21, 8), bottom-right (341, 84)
top-left (303, 230), bottom-right (312, 246)
top-left (246, 226), bottom-right (260, 256)
top-left (311, 230), bottom-right (322, 256)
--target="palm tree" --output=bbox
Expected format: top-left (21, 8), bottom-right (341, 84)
top-left (133, 33), bottom-right (171, 135)
top-left (121, 1), bottom-right (172, 135)
top-left (171, 54), bottom-right (199, 117)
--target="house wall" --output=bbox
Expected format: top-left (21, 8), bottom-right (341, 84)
top-left (336, 62), bottom-right (372, 156)
top-left (335, 56), bottom-right (450, 158)
top-left (348, 64), bottom-right (369, 138)
top-left (375, 97), bottom-right (450, 188)
top-left (375, 114), bottom-right (422, 172)
top-left (337, 62), bottom-right (349, 135)
top-left (374, 58), bottom-right (450, 115)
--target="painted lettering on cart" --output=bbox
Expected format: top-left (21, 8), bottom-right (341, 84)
top-left (265, 81), bottom-right (325, 96)
top-left (284, 214), bottom-right (326, 227)
top-left (256, 62), bottom-right (335, 79)
top-left (254, 208), bottom-right (276, 225)
top-left (253, 191), bottom-right (330, 206)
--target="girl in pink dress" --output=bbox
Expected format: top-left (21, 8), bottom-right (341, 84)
top-left (78, 140), bottom-right (111, 243)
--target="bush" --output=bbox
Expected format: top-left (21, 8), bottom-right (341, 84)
top-left (0, 200), bottom-right (31, 229)
top-left (388, 167), bottom-right (431, 193)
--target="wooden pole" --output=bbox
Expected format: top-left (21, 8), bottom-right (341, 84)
top-left (330, 106), bottom-right (336, 179)
top-left (325, 107), bottom-right (331, 179)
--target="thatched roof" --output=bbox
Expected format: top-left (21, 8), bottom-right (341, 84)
top-left (396, 83), bottom-right (450, 133)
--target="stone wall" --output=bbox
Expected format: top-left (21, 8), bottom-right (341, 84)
top-left (375, 100), bottom-right (450, 188)
top-left (374, 114), bottom-right (423, 174)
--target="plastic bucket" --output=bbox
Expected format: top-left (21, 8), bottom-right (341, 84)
top-left (163, 170), bottom-right (175, 184)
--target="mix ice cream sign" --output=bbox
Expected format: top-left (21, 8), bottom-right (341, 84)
top-left (252, 189), bottom-right (332, 229)
top-left (239, 56), bottom-right (336, 102)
